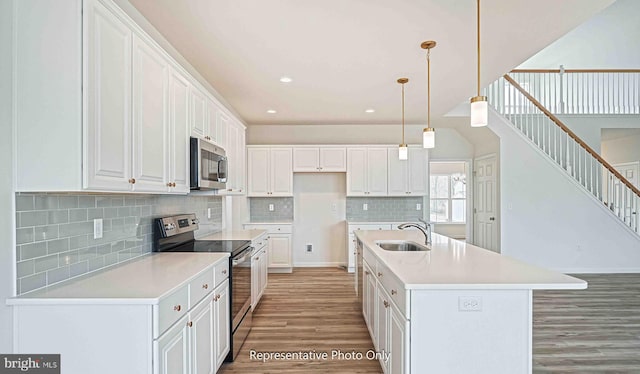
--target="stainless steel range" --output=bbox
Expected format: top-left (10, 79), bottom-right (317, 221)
top-left (153, 214), bottom-right (252, 362)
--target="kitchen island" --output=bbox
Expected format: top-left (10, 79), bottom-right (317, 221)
top-left (355, 229), bottom-right (586, 374)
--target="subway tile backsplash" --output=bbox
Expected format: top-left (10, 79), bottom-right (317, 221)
top-left (15, 192), bottom-right (223, 295)
top-left (249, 197), bottom-right (294, 222)
top-left (346, 196), bottom-right (424, 222)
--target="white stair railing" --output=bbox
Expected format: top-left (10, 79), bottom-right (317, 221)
top-left (508, 68), bottom-right (640, 115)
top-left (487, 75), bottom-right (640, 234)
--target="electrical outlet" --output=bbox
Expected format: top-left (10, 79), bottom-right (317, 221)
top-left (363, 203), bottom-right (368, 211)
top-left (416, 203), bottom-right (421, 210)
top-left (458, 296), bottom-right (482, 312)
top-left (269, 204), bottom-right (274, 211)
top-left (93, 219), bottom-right (103, 239)
top-left (207, 208), bottom-right (212, 219)
top-left (306, 244), bottom-right (313, 252)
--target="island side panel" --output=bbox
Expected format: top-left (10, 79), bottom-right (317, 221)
top-left (13, 304), bottom-right (153, 374)
top-left (410, 289), bottom-right (532, 374)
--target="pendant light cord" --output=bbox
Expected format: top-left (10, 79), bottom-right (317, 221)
top-left (427, 48), bottom-right (431, 128)
top-left (477, 0), bottom-right (481, 97)
top-left (401, 81), bottom-right (405, 144)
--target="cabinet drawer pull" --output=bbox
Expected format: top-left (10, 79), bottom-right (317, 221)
top-left (202, 284), bottom-right (208, 290)
top-left (187, 321), bottom-right (193, 327)
top-left (391, 290), bottom-right (397, 295)
top-left (222, 269), bottom-right (227, 275)
top-left (364, 270), bottom-right (370, 275)
top-left (383, 300), bottom-right (389, 308)
top-left (174, 305), bottom-right (181, 312)
top-left (377, 272), bottom-right (382, 277)
top-left (256, 257), bottom-right (260, 261)
top-left (128, 178), bottom-right (136, 184)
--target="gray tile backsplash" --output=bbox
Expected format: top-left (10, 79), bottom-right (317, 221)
top-left (15, 192), bottom-right (223, 295)
top-left (249, 197), bottom-right (294, 222)
top-left (346, 196), bottom-right (424, 222)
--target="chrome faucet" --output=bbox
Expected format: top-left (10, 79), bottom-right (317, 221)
top-left (397, 223), bottom-right (430, 245)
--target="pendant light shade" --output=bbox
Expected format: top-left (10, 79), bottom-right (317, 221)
top-left (470, 0), bottom-right (488, 127)
top-left (397, 78), bottom-right (409, 160)
top-left (421, 40), bottom-right (436, 148)
top-left (423, 127), bottom-right (435, 148)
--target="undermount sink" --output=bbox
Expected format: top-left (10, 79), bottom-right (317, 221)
top-left (375, 240), bottom-right (430, 252)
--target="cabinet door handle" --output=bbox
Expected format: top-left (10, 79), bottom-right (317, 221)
top-left (174, 305), bottom-right (181, 312)
top-left (383, 300), bottom-right (389, 308)
top-left (364, 270), bottom-right (370, 275)
top-left (129, 178), bottom-right (136, 184)
top-left (222, 269), bottom-right (227, 274)
top-left (391, 290), bottom-right (397, 295)
top-left (202, 284), bottom-right (209, 290)
top-left (167, 182), bottom-right (172, 187)
top-left (377, 272), bottom-right (382, 277)
top-left (256, 257), bottom-right (260, 261)
top-left (187, 321), bottom-right (193, 327)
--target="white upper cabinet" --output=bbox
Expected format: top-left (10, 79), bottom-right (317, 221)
top-left (84, 0), bottom-right (132, 191)
top-left (167, 67), bottom-right (190, 193)
top-left (247, 147), bottom-right (293, 196)
top-left (221, 119), bottom-right (246, 195)
top-left (293, 147), bottom-right (346, 172)
top-left (14, 0), bottom-right (245, 194)
top-left (190, 86), bottom-right (207, 140)
top-left (388, 147), bottom-right (427, 196)
top-left (131, 33), bottom-right (169, 193)
top-left (347, 147), bottom-right (388, 196)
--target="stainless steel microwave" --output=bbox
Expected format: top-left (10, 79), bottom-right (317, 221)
top-left (190, 137), bottom-right (227, 190)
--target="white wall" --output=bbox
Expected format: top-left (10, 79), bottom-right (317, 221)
top-left (519, 0), bottom-right (640, 69)
top-left (602, 133), bottom-right (640, 165)
top-left (292, 173), bottom-right (346, 267)
top-left (0, 0), bottom-right (14, 351)
top-left (558, 115), bottom-right (640, 153)
top-left (489, 108), bottom-right (640, 272)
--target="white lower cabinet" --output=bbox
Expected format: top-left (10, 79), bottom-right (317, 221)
top-left (155, 279), bottom-right (229, 374)
top-left (363, 255), bottom-right (410, 374)
top-left (244, 224), bottom-right (293, 273)
top-left (347, 224), bottom-right (392, 272)
top-left (10, 255), bottom-right (230, 374)
top-left (250, 233), bottom-right (269, 309)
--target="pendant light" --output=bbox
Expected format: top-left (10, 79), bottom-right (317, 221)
top-left (421, 40), bottom-right (436, 148)
top-left (470, 0), bottom-right (488, 127)
top-left (397, 78), bottom-right (409, 160)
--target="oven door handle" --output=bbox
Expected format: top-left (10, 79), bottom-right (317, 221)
top-left (232, 247), bottom-right (253, 266)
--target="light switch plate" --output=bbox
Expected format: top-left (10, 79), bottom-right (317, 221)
top-left (416, 203), bottom-right (421, 210)
top-left (269, 204), bottom-right (274, 211)
top-left (93, 219), bottom-right (103, 239)
top-left (363, 203), bottom-right (368, 211)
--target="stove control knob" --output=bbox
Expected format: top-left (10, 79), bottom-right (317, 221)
top-left (192, 219), bottom-right (199, 225)
top-left (165, 223), bottom-right (175, 231)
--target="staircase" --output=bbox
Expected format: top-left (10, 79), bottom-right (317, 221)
top-left (487, 71), bottom-right (640, 237)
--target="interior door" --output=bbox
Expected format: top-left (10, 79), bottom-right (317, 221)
top-left (474, 155), bottom-right (498, 252)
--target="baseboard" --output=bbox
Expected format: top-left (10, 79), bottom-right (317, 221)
top-left (292, 262), bottom-right (344, 268)
top-left (552, 268), bottom-right (640, 274)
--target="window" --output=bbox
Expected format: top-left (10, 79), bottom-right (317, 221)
top-left (429, 162), bottom-right (467, 223)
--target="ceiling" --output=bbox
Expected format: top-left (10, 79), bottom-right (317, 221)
top-left (127, 0), bottom-right (615, 126)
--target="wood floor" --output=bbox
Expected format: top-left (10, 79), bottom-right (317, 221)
top-left (220, 269), bottom-right (640, 373)
top-left (219, 267), bottom-right (382, 374)
top-left (533, 273), bottom-right (640, 373)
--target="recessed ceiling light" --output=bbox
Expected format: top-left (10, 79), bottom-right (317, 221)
top-left (279, 76), bottom-right (293, 83)
top-left (266, 109), bottom-right (277, 114)
top-left (365, 109), bottom-right (375, 113)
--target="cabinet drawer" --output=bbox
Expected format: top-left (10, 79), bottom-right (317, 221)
top-left (189, 267), bottom-right (214, 308)
top-left (377, 262), bottom-right (409, 318)
top-left (252, 233), bottom-right (268, 251)
top-left (244, 224), bottom-right (292, 234)
top-left (349, 224), bottom-right (392, 232)
top-left (213, 259), bottom-right (229, 288)
top-left (363, 246), bottom-right (376, 268)
top-left (156, 285), bottom-right (189, 337)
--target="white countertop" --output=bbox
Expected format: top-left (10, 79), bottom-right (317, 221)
top-left (356, 230), bottom-right (587, 290)
top-left (7, 252), bottom-right (229, 305)
top-left (199, 229), bottom-right (267, 241)
top-left (244, 221), bottom-right (293, 225)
